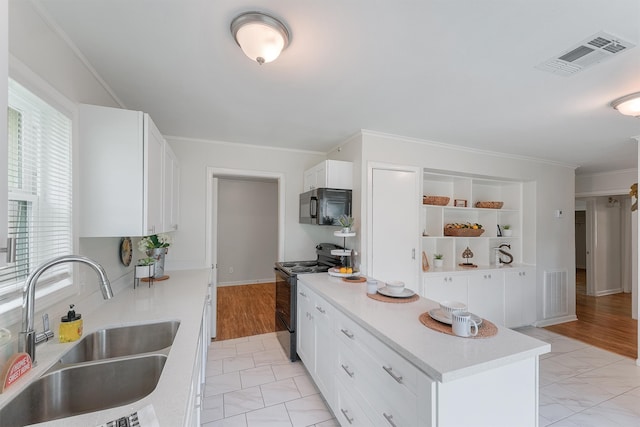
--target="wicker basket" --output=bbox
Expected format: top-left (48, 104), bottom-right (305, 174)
top-left (423, 196), bottom-right (450, 206)
top-left (444, 228), bottom-right (485, 237)
top-left (475, 201), bottom-right (504, 209)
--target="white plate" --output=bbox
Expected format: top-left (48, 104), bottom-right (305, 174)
top-left (328, 268), bottom-right (361, 278)
top-left (377, 287), bottom-right (416, 298)
top-left (428, 308), bottom-right (483, 326)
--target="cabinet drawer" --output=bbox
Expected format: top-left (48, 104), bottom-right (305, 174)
top-left (335, 377), bottom-right (377, 427)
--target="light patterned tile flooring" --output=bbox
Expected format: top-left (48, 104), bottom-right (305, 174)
top-left (203, 329), bottom-right (640, 427)
top-left (201, 333), bottom-right (338, 427)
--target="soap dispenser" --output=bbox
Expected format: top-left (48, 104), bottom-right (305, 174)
top-left (59, 304), bottom-right (83, 342)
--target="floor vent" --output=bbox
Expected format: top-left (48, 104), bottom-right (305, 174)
top-left (543, 269), bottom-right (569, 318)
top-left (536, 31), bottom-right (635, 76)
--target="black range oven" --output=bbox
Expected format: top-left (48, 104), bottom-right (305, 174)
top-left (274, 243), bottom-right (343, 361)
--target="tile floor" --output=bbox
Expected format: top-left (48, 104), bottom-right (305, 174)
top-left (202, 328), bottom-right (640, 427)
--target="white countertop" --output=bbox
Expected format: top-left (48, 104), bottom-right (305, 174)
top-left (299, 273), bottom-right (550, 382)
top-left (0, 269), bottom-right (210, 427)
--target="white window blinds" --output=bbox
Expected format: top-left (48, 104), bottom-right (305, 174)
top-left (0, 79), bottom-right (73, 297)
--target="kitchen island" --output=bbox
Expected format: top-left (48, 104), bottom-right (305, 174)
top-left (0, 269), bottom-right (210, 427)
top-left (298, 273), bottom-right (550, 427)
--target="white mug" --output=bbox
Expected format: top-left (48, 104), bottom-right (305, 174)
top-left (451, 312), bottom-right (478, 337)
top-left (366, 279), bottom-right (378, 295)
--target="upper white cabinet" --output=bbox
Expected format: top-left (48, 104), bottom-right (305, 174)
top-left (78, 104), bottom-right (179, 237)
top-left (303, 160), bottom-right (353, 191)
top-left (421, 171), bottom-right (524, 269)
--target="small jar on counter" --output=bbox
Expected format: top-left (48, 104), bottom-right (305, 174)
top-left (366, 279), bottom-right (379, 295)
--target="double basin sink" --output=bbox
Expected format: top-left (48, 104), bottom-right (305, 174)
top-left (0, 320), bottom-right (180, 426)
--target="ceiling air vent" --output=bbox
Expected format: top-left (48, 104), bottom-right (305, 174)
top-left (536, 31), bottom-right (635, 76)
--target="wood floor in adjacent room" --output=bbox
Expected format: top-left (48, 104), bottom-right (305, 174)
top-left (545, 268), bottom-right (637, 359)
top-left (215, 283), bottom-right (276, 341)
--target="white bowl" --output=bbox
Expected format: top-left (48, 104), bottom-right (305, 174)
top-left (439, 300), bottom-right (467, 318)
top-left (385, 281), bottom-right (405, 295)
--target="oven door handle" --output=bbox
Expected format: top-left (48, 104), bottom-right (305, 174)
top-left (310, 196), bottom-right (318, 219)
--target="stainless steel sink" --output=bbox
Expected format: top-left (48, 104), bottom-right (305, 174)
top-left (0, 354), bottom-right (167, 426)
top-left (58, 320), bottom-right (180, 364)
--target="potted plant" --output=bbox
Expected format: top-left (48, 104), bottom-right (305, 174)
top-left (138, 233), bottom-right (172, 278)
top-left (502, 225), bottom-right (513, 237)
top-left (135, 257), bottom-right (155, 279)
top-left (338, 215), bottom-right (355, 233)
top-left (433, 253), bottom-right (444, 268)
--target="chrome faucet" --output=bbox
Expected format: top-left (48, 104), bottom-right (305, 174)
top-left (19, 255), bottom-right (114, 363)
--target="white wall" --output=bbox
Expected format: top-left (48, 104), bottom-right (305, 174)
top-left (592, 196), bottom-right (623, 295)
top-left (216, 178), bottom-right (278, 285)
top-left (576, 169), bottom-right (637, 197)
top-left (168, 137), bottom-right (332, 269)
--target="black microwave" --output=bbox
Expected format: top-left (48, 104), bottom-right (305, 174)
top-left (299, 188), bottom-right (352, 225)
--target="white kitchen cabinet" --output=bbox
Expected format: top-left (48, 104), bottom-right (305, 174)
top-left (163, 143), bottom-right (180, 231)
top-left (468, 272), bottom-right (505, 325)
top-left (78, 104), bottom-right (174, 237)
top-left (504, 268), bottom-right (536, 327)
top-left (303, 159), bottom-right (353, 191)
top-left (423, 274), bottom-right (468, 304)
top-left (296, 283), bottom-right (335, 403)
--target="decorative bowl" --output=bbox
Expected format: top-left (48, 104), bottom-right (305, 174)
top-left (385, 281), bottom-right (406, 295)
top-left (439, 301), bottom-right (467, 318)
top-left (443, 228), bottom-right (485, 237)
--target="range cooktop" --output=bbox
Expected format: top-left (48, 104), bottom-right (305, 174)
top-left (276, 260), bottom-right (331, 275)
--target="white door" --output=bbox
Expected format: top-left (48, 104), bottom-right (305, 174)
top-left (210, 177), bottom-right (219, 339)
top-left (370, 167), bottom-right (420, 291)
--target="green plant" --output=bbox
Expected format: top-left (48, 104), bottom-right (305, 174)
top-left (138, 233), bottom-right (172, 252)
top-left (137, 257), bottom-right (155, 266)
top-left (434, 254), bottom-right (444, 260)
top-left (338, 215), bottom-right (354, 228)
top-left (502, 225), bottom-right (511, 230)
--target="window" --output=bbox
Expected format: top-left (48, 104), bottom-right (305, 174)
top-left (0, 79), bottom-right (73, 298)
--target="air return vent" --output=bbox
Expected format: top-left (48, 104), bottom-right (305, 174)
top-left (536, 31), bottom-right (635, 76)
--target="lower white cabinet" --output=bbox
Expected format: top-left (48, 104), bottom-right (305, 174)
top-left (504, 268), bottom-right (536, 327)
top-left (423, 267), bottom-right (536, 328)
top-left (296, 283), bottom-right (335, 403)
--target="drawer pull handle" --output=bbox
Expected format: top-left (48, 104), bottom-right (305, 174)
top-left (382, 365), bottom-right (403, 384)
top-left (341, 364), bottom-right (355, 377)
top-left (341, 329), bottom-right (355, 339)
top-left (340, 408), bottom-right (354, 424)
top-left (316, 306), bottom-right (326, 314)
top-left (383, 412), bottom-right (397, 427)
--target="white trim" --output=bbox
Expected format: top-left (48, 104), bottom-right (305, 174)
top-left (534, 315), bottom-right (578, 327)
top-left (360, 129), bottom-right (579, 170)
top-left (595, 288), bottom-right (624, 297)
top-left (168, 135), bottom-right (325, 156)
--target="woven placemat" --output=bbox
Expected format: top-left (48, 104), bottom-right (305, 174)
top-left (367, 292), bottom-right (420, 304)
top-left (418, 312), bottom-right (498, 338)
top-left (342, 276), bottom-right (367, 283)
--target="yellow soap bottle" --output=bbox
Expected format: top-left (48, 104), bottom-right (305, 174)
top-left (59, 304), bottom-right (83, 343)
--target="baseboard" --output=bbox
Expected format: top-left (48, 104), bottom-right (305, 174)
top-left (595, 288), bottom-right (623, 297)
top-left (534, 315), bottom-right (578, 327)
top-left (217, 279), bottom-right (275, 287)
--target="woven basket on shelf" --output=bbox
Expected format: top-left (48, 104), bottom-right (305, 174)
top-left (444, 228), bottom-right (485, 237)
top-left (475, 201), bottom-right (504, 209)
top-left (423, 196), bottom-right (450, 206)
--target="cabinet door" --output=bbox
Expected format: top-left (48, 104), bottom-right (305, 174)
top-left (423, 275), bottom-right (468, 304)
top-left (371, 167), bottom-right (420, 290)
top-left (468, 272), bottom-right (504, 325)
top-left (303, 168), bottom-right (316, 192)
top-left (314, 299), bottom-right (334, 403)
top-left (505, 269), bottom-right (536, 327)
top-left (163, 143), bottom-right (180, 232)
top-left (296, 286), bottom-right (314, 366)
top-left (145, 115), bottom-right (164, 235)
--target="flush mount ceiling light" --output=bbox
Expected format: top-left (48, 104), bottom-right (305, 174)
top-left (230, 12), bottom-right (290, 65)
top-left (610, 92), bottom-right (640, 117)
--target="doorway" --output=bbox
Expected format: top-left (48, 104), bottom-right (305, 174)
top-left (205, 168), bottom-right (285, 340)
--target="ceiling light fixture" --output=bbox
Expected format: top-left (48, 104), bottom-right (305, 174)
top-left (610, 92), bottom-right (640, 117)
top-left (230, 12), bottom-right (290, 65)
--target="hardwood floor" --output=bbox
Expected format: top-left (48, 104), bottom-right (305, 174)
top-left (215, 283), bottom-right (276, 341)
top-left (545, 269), bottom-right (637, 359)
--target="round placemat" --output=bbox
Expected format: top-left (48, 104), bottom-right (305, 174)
top-left (342, 276), bottom-right (367, 283)
top-left (367, 292), bottom-right (419, 304)
top-left (418, 312), bottom-right (498, 338)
